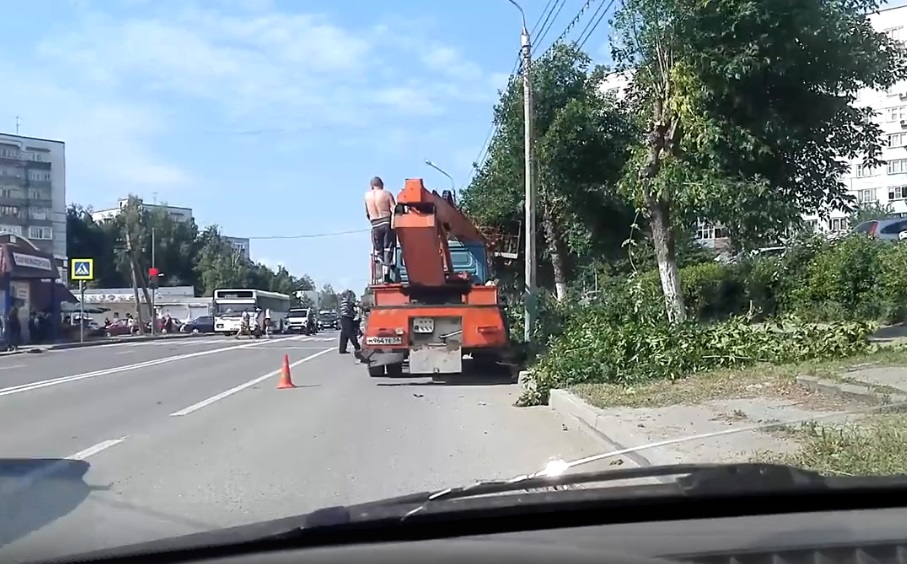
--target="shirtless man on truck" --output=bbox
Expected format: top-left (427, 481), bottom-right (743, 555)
top-left (365, 176), bottom-right (397, 283)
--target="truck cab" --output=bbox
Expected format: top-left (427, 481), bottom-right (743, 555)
top-left (393, 240), bottom-right (490, 285)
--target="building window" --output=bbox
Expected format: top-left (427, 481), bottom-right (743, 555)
top-left (27, 170), bottom-right (50, 182)
top-left (28, 226), bottom-right (52, 240)
top-left (696, 221), bottom-right (729, 241)
top-left (888, 159), bottom-right (907, 175)
top-left (28, 207), bottom-right (48, 220)
top-left (857, 189), bottom-right (878, 203)
top-left (28, 188), bottom-right (48, 200)
top-left (889, 106), bottom-right (907, 122)
top-left (886, 26), bottom-right (904, 41)
top-left (829, 217), bottom-right (849, 232)
top-left (0, 205), bottom-right (19, 217)
top-left (855, 164), bottom-right (879, 177)
top-left (890, 132), bottom-right (907, 147)
top-left (890, 185), bottom-right (907, 200)
top-left (0, 225), bottom-right (22, 236)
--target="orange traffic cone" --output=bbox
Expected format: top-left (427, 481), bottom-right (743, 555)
top-left (277, 354), bottom-right (296, 389)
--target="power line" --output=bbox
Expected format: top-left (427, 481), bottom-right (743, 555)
top-left (536, 0), bottom-right (603, 60)
top-left (531, 0), bottom-right (568, 59)
top-left (243, 228), bottom-right (370, 241)
top-left (463, 0), bottom-right (565, 190)
top-left (574, 0), bottom-right (618, 51)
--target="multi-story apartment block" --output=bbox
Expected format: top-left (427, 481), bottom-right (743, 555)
top-left (809, 5), bottom-right (907, 236)
top-left (0, 133), bottom-right (66, 262)
top-left (223, 236), bottom-right (251, 260)
top-left (91, 197), bottom-right (251, 259)
top-left (91, 198), bottom-right (194, 224)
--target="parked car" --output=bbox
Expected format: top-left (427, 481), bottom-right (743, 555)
top-left (853, 217), bottom-right (907, 241)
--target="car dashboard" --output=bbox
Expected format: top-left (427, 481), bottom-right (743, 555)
top-left (72, 506), bottom-right (907, 564)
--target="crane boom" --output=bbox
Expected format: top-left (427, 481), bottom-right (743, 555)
top-left (393, 178), bottom-right (487, 287)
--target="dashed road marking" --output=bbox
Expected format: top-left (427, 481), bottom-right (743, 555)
top-left (169, 348), bottom-right (332, 417)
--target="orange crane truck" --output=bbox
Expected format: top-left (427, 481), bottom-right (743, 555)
top-left (361, 178), bottom-right (512, 379)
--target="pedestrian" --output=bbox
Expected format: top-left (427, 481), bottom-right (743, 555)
top-left (338, 290), bottom-right (363, 359)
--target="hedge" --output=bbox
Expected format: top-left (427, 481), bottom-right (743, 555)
top-left (516, 234), bottom-right (905, 405)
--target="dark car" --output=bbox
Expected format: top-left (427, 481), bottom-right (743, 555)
top-left (317, 311), bottom-right (339, 330)
top-left (180, 315), bottom-right (215, 334)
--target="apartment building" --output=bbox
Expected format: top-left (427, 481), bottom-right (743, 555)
top-left (811, 4), bottom-right (907, 235)
top-left (91, 198), bottom-right (193, 224)
top-left (223, 236), bottom-right (251, 260)
top-left (0, 133), bottom-right (66, 262)
top-left (91, 197), bottom-right (251, 258)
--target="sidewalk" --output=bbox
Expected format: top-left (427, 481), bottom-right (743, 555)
top-left (541, 347), bottom-right (907, 473)
top-left (0, 332), bottom-right (203, 356)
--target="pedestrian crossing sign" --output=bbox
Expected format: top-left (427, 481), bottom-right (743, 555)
top-left (71, 258), bottom-right (94, 281)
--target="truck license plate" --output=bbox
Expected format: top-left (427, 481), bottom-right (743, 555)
top-left (366, 336), bottom-right (403, 346)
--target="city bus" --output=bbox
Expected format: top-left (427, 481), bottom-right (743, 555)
top-left (212, 288), bottom-right (292, 336)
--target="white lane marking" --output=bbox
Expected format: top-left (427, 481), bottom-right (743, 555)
top-left (70, 437), bottom-right (127, 459)
top-left (170, 347), bottom-right (332, 417)
top-left (0, 337), bottom-right (303, 398)
top-left (0, 437), bottom-right (126, 499)
top-left (115, 351), bottom-right (134, 355)
top-left (0, 364), bottom-right (25, 370)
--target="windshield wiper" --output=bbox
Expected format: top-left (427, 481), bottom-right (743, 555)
top-left (391, 463), bottom-right (826, 514)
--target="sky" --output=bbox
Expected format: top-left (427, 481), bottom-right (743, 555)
top-left (0, 0), bottom-right (612, 293)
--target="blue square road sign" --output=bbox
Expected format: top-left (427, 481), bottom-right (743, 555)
top-left (71, 258), bottom-right (94, 281)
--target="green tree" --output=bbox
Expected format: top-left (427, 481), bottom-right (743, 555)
top-left (609, 0), bottom-right (906, 322)
top-left (320, 283), bottom-right (339, 310)
top-left (462, 44), bottom-right (635, 300)
top-left (69, 195), bottom-right (317, 300)
top-left (66, 205), bottom-right (123, 288)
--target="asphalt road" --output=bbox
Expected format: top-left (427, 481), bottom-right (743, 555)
top-left (0, 332), bottom-right (608, 562)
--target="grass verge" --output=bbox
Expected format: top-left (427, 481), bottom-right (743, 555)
top-left (754, 414), bottom-right (907, 475)
top-left (569, 346), bottom-right (907, 410)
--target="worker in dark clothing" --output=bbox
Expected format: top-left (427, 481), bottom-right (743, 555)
top-left (338, 290), bottom-right (362, 358)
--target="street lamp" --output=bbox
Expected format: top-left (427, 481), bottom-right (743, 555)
top-left (505, 0), bottom-right (537, 343)
top-left (424, 159), bottom-right (457, 200)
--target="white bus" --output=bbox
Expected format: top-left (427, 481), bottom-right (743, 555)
top-left (212, 288), bottom-right (292, 335)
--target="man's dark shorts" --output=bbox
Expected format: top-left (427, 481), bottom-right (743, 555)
top-left (370, 216), bottom-right (396, 264)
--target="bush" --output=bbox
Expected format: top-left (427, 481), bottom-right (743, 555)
top-left (514, 234), bottom-right (907, 406)
top-left (519, 315), bottom-right (874, 405)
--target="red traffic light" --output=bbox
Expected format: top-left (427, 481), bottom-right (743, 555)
top-left (148, 267), bottom-right (160, 278)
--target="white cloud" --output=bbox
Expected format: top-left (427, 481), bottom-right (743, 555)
top-left (1, 4), bottom-right (497, 203)
top-left (34, 6), bottom-right (496, 127)
top-left (0, 61), bottom-right (190, 197)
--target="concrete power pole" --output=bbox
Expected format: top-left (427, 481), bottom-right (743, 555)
top-left (518, 9), bottom-right (537, 343)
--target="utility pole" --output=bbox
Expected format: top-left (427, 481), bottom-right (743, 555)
top-left (150, 227), bottom-right (156, 335)
top-left (510, 0), bottom-right (537, 343)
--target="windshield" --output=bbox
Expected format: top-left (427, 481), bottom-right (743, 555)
top-left (7, 2), bottom-right (907, 563)
top-left (214, 302), bottom-right (256, 317)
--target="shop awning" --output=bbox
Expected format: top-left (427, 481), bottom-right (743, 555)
top-left (32, 281), bottom-right (79, 311)
top-left (0, 243), bottom-right (60, 280)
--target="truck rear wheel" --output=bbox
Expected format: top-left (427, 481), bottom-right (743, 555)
top-left (367, 365), bottom-right (385, 377)
top-left (385, 363), bottom-right (403, 377)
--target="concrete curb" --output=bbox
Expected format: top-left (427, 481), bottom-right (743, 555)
top-left (548, 389), bottom-right (663, 471)
top-left (0, 332), bottom-right (204, 356)
top-left (48, 333), bottom-right (202, 350)
top-left (795, 374), bottom-right (907, 408)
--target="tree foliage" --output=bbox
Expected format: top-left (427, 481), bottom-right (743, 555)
top-left (461, 44), bottom-right (637, 299)
top-left (610, 0), bottom-right (907, 320)
top-left (66, 197), bottom-right (314, 299)
top-left (461, 0), bottom-right (907, 326)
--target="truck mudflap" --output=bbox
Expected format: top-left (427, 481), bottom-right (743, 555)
top-left (409, 342), bottom-right (462, 375)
